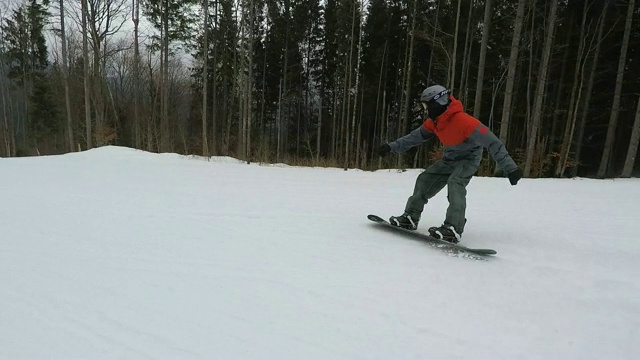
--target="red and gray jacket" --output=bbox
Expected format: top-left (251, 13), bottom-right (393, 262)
top-left (388, 96), bottom-right (518, 173)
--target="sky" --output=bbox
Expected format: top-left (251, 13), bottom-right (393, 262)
top-left (1, 0), bottom-right (168, 64)
top-left (1, 146), bottom-right (639, 359)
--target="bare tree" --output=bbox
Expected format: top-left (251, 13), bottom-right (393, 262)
top-left (0, 65), bottom-right (8, 155)
top-left (572, 0), bottom-right (610, 177)
top-left (395, 0), bottom-right (417, 170)
top-left (342, 0), bottom-right (359, 168)
top-left (56, 0), bottom-right (74, 152)
top-left (549, 27), bottom-right (571, 155)
top-left (524, 0), bottom-right (558, 177)
top-left (237, 3), bottom-right (246, 159)
top-left (211, 0), bottom-right (218, 155)
top-left (276, 4), bottom-right (289, 161)
top-left (0, 4), bottom-right (12, 156)
top-left (427, 0), bottom-right (440, 85)
top-left (162, 2), bottom-right (170, 151)
top-left (85, 0), bottom-right (128, 145)
top-left (373, 27), bottom-right (389, 168)
top-left (498, 0), bottom-right (526, 144)
top-left (472, 0), bottom-right (492, 118)
top-left (347, 0), bottom-right (365, 168)
top-left (201, 0), bottom-right (208, 156)
top-left (132, 0), bottom-right (141, 148)
top-left (449, 0), bottom-right (462, 89)
top-left (523, 1), bottom-right (536, 143)
top-left (621, 95), bottom-right (640, 177)
top-left (597, 0), bottom-right (635, 178)
top-left (457, 0), bottom-right (474, 103)
top-left (240, 0), bottom-right (255, 162)
top-left (555, 1), bottom-right (593, 177)
top-left (82, 0), bottom-right (92, 149)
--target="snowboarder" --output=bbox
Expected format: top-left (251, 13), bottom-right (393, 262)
top-left (376, 85), bottom-right (522, 243)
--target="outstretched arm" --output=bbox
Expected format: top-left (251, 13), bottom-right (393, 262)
top-left (388, 126), bottom-right (434, 154)
top-left (468, 125), bottom-right (522, 184)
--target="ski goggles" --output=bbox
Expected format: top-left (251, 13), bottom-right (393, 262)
top-left (420, 89), bottom-right (450, 110)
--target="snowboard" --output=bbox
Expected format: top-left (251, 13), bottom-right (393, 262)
top-left (367, 214), bottom-right (497, 256)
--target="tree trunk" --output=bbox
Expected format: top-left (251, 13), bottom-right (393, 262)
top-left (211, 0), bottom-right (218, 155)
top-left (427, 0), bottom-right (440, 85)
top-left (163, 0), bottom-right (170, 152)
top-left (340, 53), bottom-right (348, 165)
top-left (133, 0), bottom-right (141, 148)
top-left (555, 2), bottom-right (591, 177)
top-left (499, 0), bottom-right (527, 144)
top-left (85, 0), bottom-right (107, 147)
top-left (549, 28), bottom-right (571, 154)
top-left (621, 95), bottom-right (640, 177)
top-left (597, 0), bottom-right (635, 178)
top-left (0, 6), bottom-right (12, 156)
top-left (316, 96), bottom-right (322, 163)
top-left (331, 79), bottom-right (338, 161)
top-left (343, 0), bottom-right (357, 168)
top-left (524, 0), bottom-right (558, 177)
top-left (450, 0), bottom-right (462, 89)
top-left (396, 0), bottom-right (416, 170)
top-left (348, 0), bottom-right (364, 168)
top-left (573, 0), bottom-right (609, 177)
top-left (82, 0), bottom-right (92, 149)
top-left (377, 91), bottom-right (387, 170)
top-left (202, 0), bottom-right (209, 156)
top-left (524, 2), bottom-right (535, 143)
top-left (373, 35), bottom-right (388, 164)
top-left (237, 3), bottom-right (245, 159)
top-left (276, 79), bottom-right (282, 160)
top-left (239, 71), bottom-right (246, 159)
top-left (0, 67), bottom-right (9, 155)
top-left (146, 57), bottom-right (153, 151)
top-left (225, 30), bottom-right (236, 155)
top-left (246, 0), bottom-right (254, 162)
top-left (0, 90), bottom-right (9, 156)
top-left (58, 0), bottom-right (74, 152)
top-left (472, 0), bottom-right (492, 118)
top-left (261, 18), bottom-right (268, 156)
top-left (279, 10), bottom-right (289, 160)
top-left (458, 0), bottom-right (474, 103)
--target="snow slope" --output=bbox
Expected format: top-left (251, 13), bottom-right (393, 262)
top-left (1, 146), bottom-right (639, 359)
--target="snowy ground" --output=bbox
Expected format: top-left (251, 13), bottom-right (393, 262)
top-left (1, 146), bottom-right (639, 359)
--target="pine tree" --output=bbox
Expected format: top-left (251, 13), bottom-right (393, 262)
top-left (2, 0), bottom-right (57, 147)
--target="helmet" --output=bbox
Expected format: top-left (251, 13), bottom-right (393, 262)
top-left (420, 85), bottom-right (450, 106)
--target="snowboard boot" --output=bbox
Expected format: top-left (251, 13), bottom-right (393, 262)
top-left (428, 224), bottom-right (461, 244)
top-left (389, 213), bottom-right (419, 230)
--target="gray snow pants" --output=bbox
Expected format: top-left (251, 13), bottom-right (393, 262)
top-left (404, 159), bottom-right (478, 234)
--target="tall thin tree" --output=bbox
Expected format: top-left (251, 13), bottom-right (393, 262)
top-left (597, 0), bottom-right (635, 178)
top-left (572, 0), bottom-right (609, 177)
top-left (0, 5), bottom-right (12, 156)
top-left (82, 0), bottom-right (92, 149)
top-left (132, 0), bottom-right (141, 148)
top-left (472, 0), bottom-right (492, 118)
top-left (58, 0), bottom-right (74, 151)
top-left (449, 0), bottom-right (462, 89)
top-left (396, 0), bottom-right (417, 170)
top-left (621, 95), bottom-right (640, 177)
top-left (524, 0), bottom-right (558, 177)
top-left (202, 0), bottom-right (209, 156)
top-left (498, 0), bottom-right (526, 144)
top-left (555, 1), bottom-right (592, 177)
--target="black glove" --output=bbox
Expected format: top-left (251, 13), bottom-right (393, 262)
top-left (508, 169), bottom-right (522, 186)
top-left (376, 143), bottom-right (391, 157)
